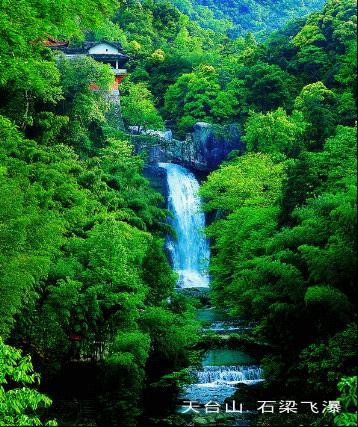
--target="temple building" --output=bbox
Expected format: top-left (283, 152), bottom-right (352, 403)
top-left (46, 38), bottom-right (130, 89)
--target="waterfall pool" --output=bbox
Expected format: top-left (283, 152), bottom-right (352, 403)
top-left (202, 349), bottom-right (255, 366)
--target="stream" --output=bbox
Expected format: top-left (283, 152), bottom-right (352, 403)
top-left (158, 163), bottom-right (264, 426)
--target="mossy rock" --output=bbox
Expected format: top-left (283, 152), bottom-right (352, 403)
top-left (192, 413), bottom-right (235, 426)
top-left (192, 416), bottom-right (209, 425)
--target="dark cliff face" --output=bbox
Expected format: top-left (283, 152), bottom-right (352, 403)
top-left (134, 122), bottom-right (244, 173)
top-left (190, 122), bottom-right (244, 170)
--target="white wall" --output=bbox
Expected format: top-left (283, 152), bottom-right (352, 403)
top-left (88, 43), bottom-right (119, 55)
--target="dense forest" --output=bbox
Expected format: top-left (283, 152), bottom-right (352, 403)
top-left (0, 0), bottom-right (357, 426)
top-left (171, 0), bottom-right (326, 38)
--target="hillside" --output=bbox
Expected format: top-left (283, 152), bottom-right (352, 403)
top-left (171, 0), bottom-right (326, 38)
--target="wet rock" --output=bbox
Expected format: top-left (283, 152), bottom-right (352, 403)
top-left (190, 122), bottom-right (243, 171)
top-left (193, 415), bottom-right (209, 425)
top-left (192, 413), bottom-right (235, 426)
top-left (132, 123), bottom-right (244, 173)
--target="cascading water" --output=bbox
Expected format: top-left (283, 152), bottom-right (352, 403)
top-left (158, 162), bottom-right (210, 288)
top-left (196, 366), bottom-right (263, 385)
top-left (180, 365), bottom-right (264, 405)
top-left (158, 162), bottom-right (263, 423)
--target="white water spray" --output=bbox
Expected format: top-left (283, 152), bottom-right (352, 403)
top-left (159, 163), bottom-right (210, 288)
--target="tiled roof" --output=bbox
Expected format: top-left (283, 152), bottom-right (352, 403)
top-left (43, 36), bottom-right (69, 48)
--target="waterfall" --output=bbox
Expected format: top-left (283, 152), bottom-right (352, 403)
top-left (159, 163), bottom-right (210, 288)
top-left (159, 163), bottom-right (264, 412)
top-left (195, 366), bottom-right (263, 385)
top-left (180, 365), bottom-right (263, 405)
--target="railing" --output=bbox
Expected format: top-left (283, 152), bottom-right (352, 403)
top-left (113, 68), bottom-right (127, 75)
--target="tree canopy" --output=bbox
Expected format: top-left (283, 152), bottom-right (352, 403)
top-left (0, 0), bottom-right (356, 425)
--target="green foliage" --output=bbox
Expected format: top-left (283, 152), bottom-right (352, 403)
top-left (142, 238), bottom-right (178, 305)
top-left (201, 153), bottom-right (285, 213)
top-left (0, 337), bottom-right (56, 426)
top-left (294, 82), bottom-right (339, 149)
top-left (290, 0), bottom-right (357, 86)
top-left (0, 3), bottom-right (198, 423)
top-left (242, 62), bottom-right (298, 112)
top-left (243, 108), bottom-right (306, 156)
top-left (107, 0), bottom-right (332, 137)
top-left (298, 324), bottom-right (357, 395)
top-left (201, 0), bottom-right (357, 397)
top-left (55, 56), bottom-right (114, 155)
top-left (205, 123), bottom-right (357, 390)
top-left (171, 0), bottom-right (325, 39)
top-left (121, 81), bottom-right (164, 131)
top-left (305, 285), bottom-right (351, 312)
top-left (0, 0), bottom-right (356, 423)
top-left (141, 306), bottom-right (198, 367)
top-left (0, 0), bottom-right (121, 129)
top-left (333, 376), bottom-right (357, 426)
top-left (164, 59), bottom-right (299, 134)
top-left (0, 117), bottom-right (65, 338)
top-left (164, 66), bottom-right (221, 134)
